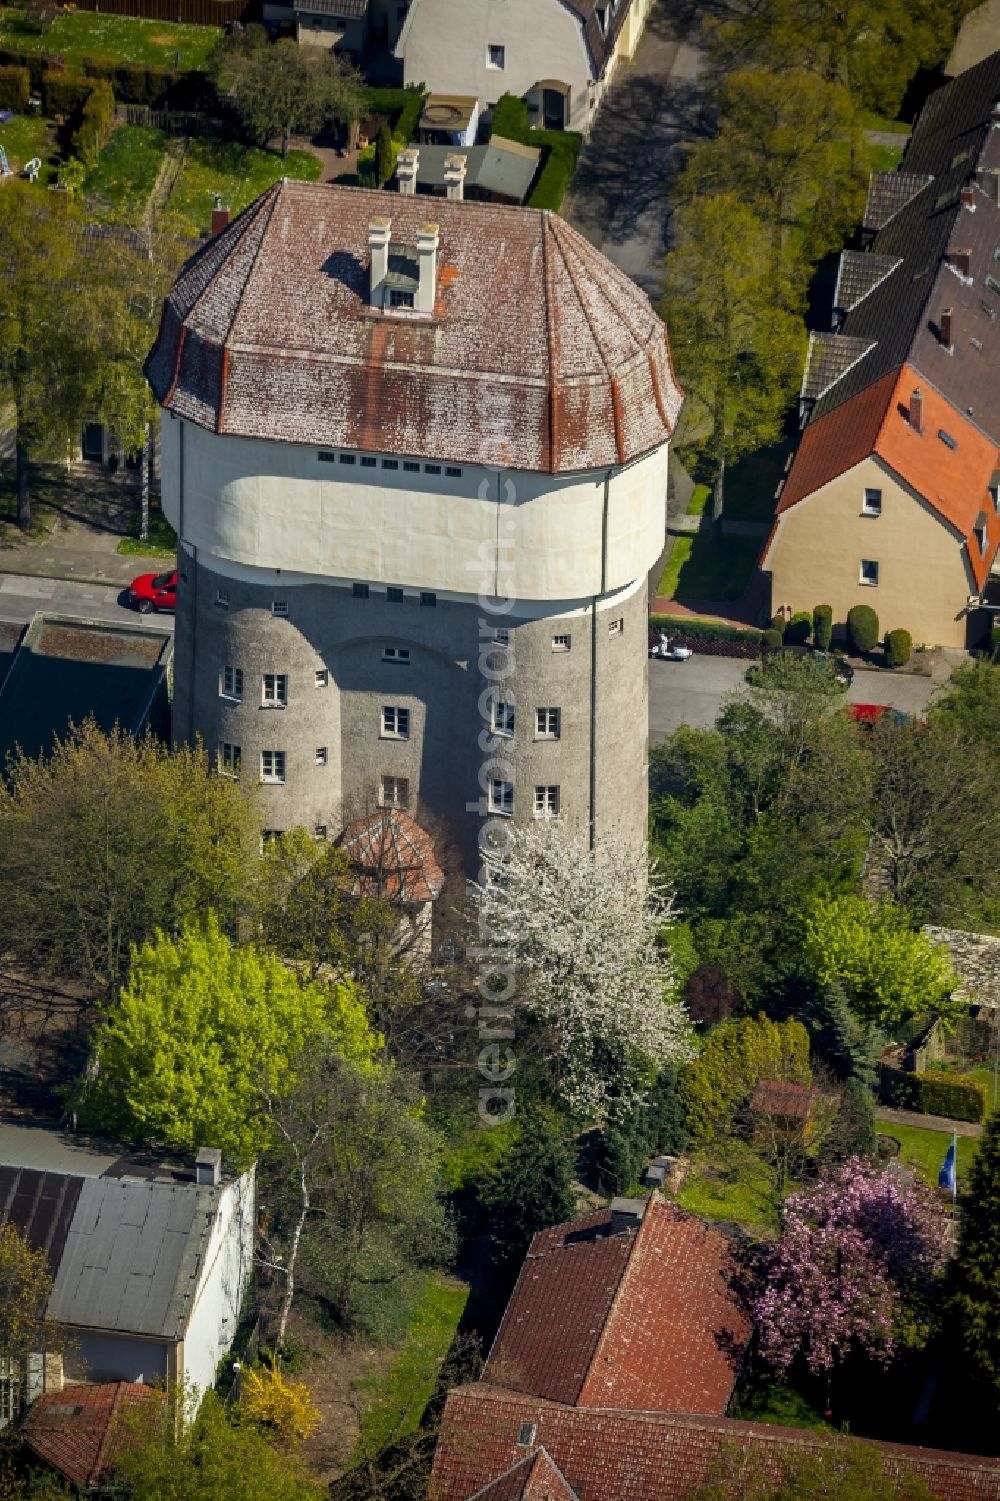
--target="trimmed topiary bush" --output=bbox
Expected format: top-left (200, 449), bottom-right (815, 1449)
top-left (784, 611), bottom-right (813, 646)
top-left (847, 604), bottom-right (879, 655)
top-left (813, 604), bottom-right (833, 652)
top-left (769, 614), bottom-right (787, 637)
top-left (885, 628), bottom-right (912, 668)
top-left (761, 628), bottom-right (783, 649)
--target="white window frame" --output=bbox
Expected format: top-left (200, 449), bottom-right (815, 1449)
top-left (382, 646), bottom-right (411, 664)
top-left (489, 778), bottom-right (514, 816)
top-left (218, 742), bottom-right (241, 777)
top-left (608, 617), bottom-right (623, 637)
top-left (535, 707), bottom-right (560, 740)
top-left (552, 633), bottom-right (571, 652)
top-left (380, 773), bottom-right (410, 809)
top-left (261, 750), bottom-right (286, 784)
top-left (534, 784), bottom-right (560, 819)
top-left (381, 705), bottom-right (410, 739)
top-left (487, 42), bottom-right (505, 68)
top-left (262, 672), bottom-right (288, 707)
top-left (491, 701), bottom-right (515, 737)
top-left (221, 665), bottom-right (243, 700)
top-left (272, 600), bottom-right (288, 617)
top-left (862, 487), bottom-right (883, 516)
top-left (315, 668), bottom-right (329, 688)
top-left (859, 559), bottom-right (879, 586)
top-left (316, 746), bottom-right (328, 765)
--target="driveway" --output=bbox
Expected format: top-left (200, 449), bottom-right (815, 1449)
top-left (564, 0), bottom-right (714, 296)
top-left (649, 657), bottom-right (938, 741)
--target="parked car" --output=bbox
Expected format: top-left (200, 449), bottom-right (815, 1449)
top-left (129, 569), bottom-right (177, 614)
top-left (648, 632), bottom-right (693, 661)
top-left (847, 703), bottom-right (911, 726)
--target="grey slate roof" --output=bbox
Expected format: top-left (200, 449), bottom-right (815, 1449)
top-left (924, 925), bottom-right (1000, 1009)
top-left (834, 251), bottom-right (903, 313)
top-left (800, 332), bottom-right (877, 401)
top-left (407, 138), bottom-right (541, 202)
top-left (293, 0), bottom-right (367, 16)
top-left (863, 171), bottom-right (935, 232)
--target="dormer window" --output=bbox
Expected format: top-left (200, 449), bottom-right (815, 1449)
top-left (975, 512), bottom-right (989, 552)
top-left (369, 217), bottom-right (439, 314)
top-left (390, 289), bottom-right (415, 309)
top-left (597, 5), bottom-right (608, 31)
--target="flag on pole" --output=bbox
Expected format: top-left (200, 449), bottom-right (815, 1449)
top-left (938, 1132), bottom-right (958, 1197)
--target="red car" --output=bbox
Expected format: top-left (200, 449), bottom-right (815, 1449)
top-left (129, 569), bottom-right (177, 614)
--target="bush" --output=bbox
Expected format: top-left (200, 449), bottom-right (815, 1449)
top-left (596, 1066), bottom-right (687, 1193)
top-left (885, 628), bottom-right (912, 668)
top-left (0, 64), bottom-right (29, 112)
top-left (847, 603), bottom-right (880, 655)
top-left (527, 131), bottom-right (581, 211)
top-left (991, 623), bottom-right (1000, 652)
top-left (41, 70), bottom-right (94, 118)
top-left (0, 46), bottom-right (48, 91)
top-left (813, 604), bottom-right (833, 651)
top-left (71, 78), bottom-right (113, 167)
top-left (649, 613), bottom-right (763, 645)
top-left (761, 628), bottom-right (783, 648)
top-left (361, 84), bottom-right (425, 143)
top-left (769, 613), bottom-right (787, 637)
top-left (490, 91), bottom-right (529, 138)
top-left (784, 611), bottom-right (812, 646)
top-left (914, 1070), bottom-right (986, 1124)
top-left (82, 55), bottom-right (184, 107)
top-left (679, 1014), bottom-right (812, 1142)
top-left (374, 121), bottom-right (394, 185)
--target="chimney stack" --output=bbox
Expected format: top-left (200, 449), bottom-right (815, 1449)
top-left (910, 386), bottom-right (924, 432)
top-left (211, 195), bottom-right (230, 236)
top-left (444, 152), bottom-right (467, 201)
top-left (369, 215), bottom-right (392, 306)
top-left (940, 306), bottom-right (954, 348)
top-left (960, 183), bottom-right (977, 210)
top-left (948, 247), bottom-right (971, 278)
top-left (396, 146), bottom-right (419, 195)
top-left (195, 1146), bottom-right (222, 1187)
top-left (415, 221), bottom-right (439, 313)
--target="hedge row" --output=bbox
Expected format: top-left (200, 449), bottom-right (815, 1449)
top-left (880, 1065), bottom-right (986, 1123)
top-left (650, 614), bottom-right (763, 645)
top-left (488, 91), bottom-right (581, 211)
top-left (361, 84), bottom-right (425, 144)
top-left (41, 69), bottom-right (95, 117)
top-left (71, 78), bottom-right (114, 167)
top-left (0, 45), bottom-right (215, 109)
top-left (0, 63), bottom-right (30, 112)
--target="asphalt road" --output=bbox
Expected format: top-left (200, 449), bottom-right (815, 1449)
top-left (0, 572), bottom-right (173, 631)
top-left (648, 655), bottom-right (938, 741)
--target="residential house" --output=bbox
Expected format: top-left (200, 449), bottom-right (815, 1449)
top-left (429, 1194), bottom-right (1000, 1501)
top-left (394, 0), bottom-right (658, 134)
top-left (23, 1382), bottom-right (164, 1491)
top-left (761, 53), bottom-right (1000, 649)
top-left (335, 806), bottom-right (445, 956)
top-left (0, 1122), bottom-right (253, 1420)
top-left (292, 0), bottom-right (367, 53)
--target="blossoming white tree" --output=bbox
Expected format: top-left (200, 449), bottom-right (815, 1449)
top-left (471, 824), bottom-right (692, 1115)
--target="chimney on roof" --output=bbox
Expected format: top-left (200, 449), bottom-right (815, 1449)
top-left (609, 1196), bottom-right (647, 1235)
top-left (960, 183), bottom-right (977, 210)
top-left (444, 152), bottom-right (467, 201)
top-left (211, 195), bottom-right (230, 236)
top-left (195, 1147), bottom-right (222, 1187)
top-left (369, 215), bottom-right (392, 306)
top-left (396, 146), bottom-right (419, 195)
top-left (415, 221), bottom-right (439, 314)
top-left (948, 247), bottom-right (971, 278)
top-left (910, 386), bottom-right (924, 433)
top-left (940, 306), bottom-right (954, 349)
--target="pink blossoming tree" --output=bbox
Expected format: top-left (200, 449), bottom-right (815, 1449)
top-left (752, 1157), bottom-right (949, 1376)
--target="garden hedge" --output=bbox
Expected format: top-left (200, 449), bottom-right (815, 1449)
top-left (361, 84), bottom-right (425, 144)
top-left (769, 613), bottom-right (786, 637)
top-left (885, 628), bottom-right (912, 668)
top-left (487, 90), bottom-right (581, 211)
top-left (784, 610), bottom-right (812, 645)
top-left (71, 78), bottom-right (114, 166)
top-left (649, 614), bottom-right (763, 645)
top-left (813, 604), bottom-right (833, 651)
top-left (0, 46), bottom-right (55, 91)
top-left (880, 1065), bottom-right (986, 1123)
top-left (0, 63), bottom-right (30, 112)
top-left (847, 603), bottom-right (879, 654)
top-left (41, 69), bottom-right (95, 117)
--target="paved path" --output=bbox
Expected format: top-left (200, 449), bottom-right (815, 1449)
top-left (0, 542), bottom-right (140, 588)
top-left (0, 573), bottom-right (171, 630)
top-left (564, 0), bottom-right (712, 296)
top-left (875, 1107), bottom-right (983, 1140)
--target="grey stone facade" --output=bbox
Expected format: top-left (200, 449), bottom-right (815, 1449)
top-left (173, 550), bottom-right (649, 868)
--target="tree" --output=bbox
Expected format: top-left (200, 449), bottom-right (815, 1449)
top-left (480, 1108), bottom-right (576, 1271)
top-left (0, 184), bottom-right (86, 528)
top-left (662, 193), bottom-right (806, 515)
top-left (752, 1157), bottom-right (948, 1376)
top-left (799, 895), bottom-right (957, 1029)
top-left (687, 1435), bottom-right (934, 1501)
top-left (0, 1223), bottom-right (56, 1372)
top-left (470, 823), bottom-right (691, 1115)
top-left (847, 604), bottom-right (879, 654)
top-left (678, 68), bottom-right (865, 258)
top-left (214, 30), bottom-right (363, 157)
top-left (80, 914), bottom-right (378, 1165)
top-left (824, 1076), bottom-right (877, 1164)
top-left (0, 724), bottom-right (259, 1000)
top-left (678, 1014), bottom-right (813, 1143)
top-left (931, 660), bottom-right (1000, 745)
top-left (375, 122), bottom-right (394, 186)
top-left (114, 1389), bottom-right (324, 1501)
top-left (949, 1111), bottom-right (1000, 1402)
top-left (262, 1044), bottom-right (452, 1339)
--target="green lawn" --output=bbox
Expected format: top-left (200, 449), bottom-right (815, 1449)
top-left (734, 1374), bottom-right (834, 1433)
top-left (0, 5), bottom-right (220, 69)
top-left (82, 124), bottom-right (169, 220)
top-left (116, 507), bottom-right (177, 558)
top-left (0, 111), bottom-right (59, 183)
top-left (656, 536), bottom-right (692, 599)
top-left (355, 1277), bottom-right (468, 1456)
top-left (164, 137), bottom-right (322, 237)
top-left (861, 111), bottom-right (912, 136)
top-left (663, 532), bottom-right (762, 604)
top-left (675, 1141), bottom-right (780, 1234)
top-left (880, 1122), bottom-right (979, 1193)
top-left (687, 482), bottom-right (711, 517)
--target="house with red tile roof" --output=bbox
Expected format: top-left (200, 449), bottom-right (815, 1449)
top-left (484, 1196), bottom-right (750, 1416)
top-left (761, 54), bottom-right (1000, 649)
top-left (22, 1382), bottom-right (163, 1491)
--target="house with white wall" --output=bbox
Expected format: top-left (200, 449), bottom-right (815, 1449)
top-left (0, 1122), bottom-right (253, 1422)
top-left (395, 0), bottom-right (657, 133)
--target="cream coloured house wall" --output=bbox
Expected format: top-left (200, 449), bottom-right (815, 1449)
top-left (765, 455), bottom-right (973, 648)
top-left (160, 418), bottom-right (668, 603)
top-left (397, 0), bottom-right (594, 130)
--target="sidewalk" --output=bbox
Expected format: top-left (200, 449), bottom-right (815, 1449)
top-left (875, 1106), bottom-right (983, 1139)
top-left (0, 538), bottom-right (139, 588)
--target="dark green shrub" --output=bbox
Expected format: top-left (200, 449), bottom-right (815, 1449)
top-left (374, 121), bottom-right (393, 185)
top-left (71, 78), bottom-right (113, 167)
top-left (649, 613), bottom-right (762, 645)
top-left (847, 603), bottom-right (879, 655)
top-left (42, 70), bottom-right (94, 117)
top-left (915, 1071), bottom-right (986, 1123)
top-left (527, 132), bottom-right (581, 210)
top-left (762, 628), bottom-right (783, 648)
top-left (884, 628), bottom-right (912, 668)
top-left (825, 1077), bottom-right (877, 1162)
top-left (991, 623), bottom-right (1000, 652)
top-left (0, 47), bottom-right (50, 91)
top-left (0, 64), bottom-right (29, 112)
top-left (784, 610), bottom-right (812, 645)
top-left (769, 613), bottom-right (787, 637)
top-left (490, 91), bottom-right (529, 138)
top-left (813, 604), bottom-right (833, 652)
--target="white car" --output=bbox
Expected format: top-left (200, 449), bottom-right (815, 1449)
top-left (648, 633), bottom-right (693, 661)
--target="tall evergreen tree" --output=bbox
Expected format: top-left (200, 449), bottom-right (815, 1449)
top-left (951, 1111), bottom-right (1000, 1403)
top-left (481, 1109), bottom-right (576, 1271)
